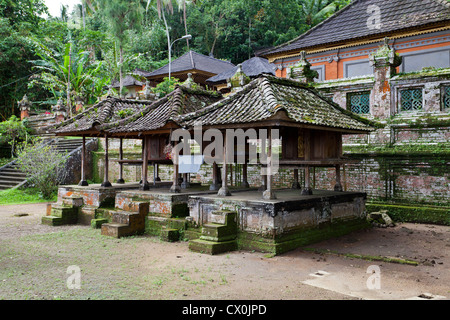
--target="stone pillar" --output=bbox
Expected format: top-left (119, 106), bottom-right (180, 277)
top-left (18, 95), bottom-right (31, 120)
top-left (290, 51), bottom-right (318, 83)
top-left (183, 73), bottom-right (195, 89)
top-left (101, 135), bottom-right (112, 188)
top-left (75, 96), bottom-right (84, 113)
top-left (78, 135), bottom-right (89, 186)
top-left (369, 38), bottom-right (402, 119)
top-left (52, 99), bottom-right (66, 122)
top-left (227, 64), bottom-right (250, 93)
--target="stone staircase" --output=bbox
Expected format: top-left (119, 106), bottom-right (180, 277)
top-left (189, 210), bottom-right (238, 255)
top-left (0, 137), bottom-right (93, 190)
top-left (42, 195), bottom-right (83, 226)
top-left (0, 161), bottom-right (28, 190)
top-left (101, 202), bottom-right (149, 238)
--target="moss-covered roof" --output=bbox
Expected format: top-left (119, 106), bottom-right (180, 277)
top-left (179, 75), bottom-right (379, 132)
top-left (51, 96), bottom-right (155, 135)
top-left (99, 85), bottom-right (222, 134)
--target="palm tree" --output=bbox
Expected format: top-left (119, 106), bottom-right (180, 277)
top-left (301, 0), bottom-right (350, 27)
top-left (176, 0), bottom-right (198, 49)
top-left (97, 0), bottom-right (143, 97)
top-left (146, 0), bottom-right (174, 64)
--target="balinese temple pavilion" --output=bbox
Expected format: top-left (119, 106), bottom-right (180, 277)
top-left (46, 57), bottom-right (379, 255)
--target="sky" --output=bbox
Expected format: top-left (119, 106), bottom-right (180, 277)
top-left (43, 0), bottom-right (81, 18)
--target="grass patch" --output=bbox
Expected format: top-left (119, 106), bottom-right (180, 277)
top-left (0, 187), bottom-right (57, 205)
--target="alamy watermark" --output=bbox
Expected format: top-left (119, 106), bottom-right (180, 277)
top-left (66, 265), bottom-right (81, 290)
top-left (366, 265), bottom-right (381, 290)
top-left (367, 5), bottom-right (382, 30)
top-left (170, 123), bottom-right (280, 175)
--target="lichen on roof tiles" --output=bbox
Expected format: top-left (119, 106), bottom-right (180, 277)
top-left (180, 75), bottom-right (378, 132)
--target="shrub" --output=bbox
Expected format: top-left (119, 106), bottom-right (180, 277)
top-left (0, 115), bottom-right (29, 157)
top-left (16, 138), bottom-right (68, 199)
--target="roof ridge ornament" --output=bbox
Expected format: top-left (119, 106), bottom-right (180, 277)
top-left (227, 64), bottom-right (251, 93)
top-left (182, 73), bottom-right (196, 89)
top-left (290, 51), bottom-right (318, 83)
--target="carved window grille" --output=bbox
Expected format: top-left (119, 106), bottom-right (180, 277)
top-left (348, 91), bottom-right (370, 114)
top-left (400, 88), bottom-right (423, 111)
top-left (443, 86), bottom-right (450, 110)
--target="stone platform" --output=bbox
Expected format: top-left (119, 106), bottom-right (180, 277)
top-left (187, 189), bottom-right (370, 255)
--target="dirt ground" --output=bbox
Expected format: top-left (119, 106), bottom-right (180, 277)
top-left (0, 202), bottom-right (448, 301)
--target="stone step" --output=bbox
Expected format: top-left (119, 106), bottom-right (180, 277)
top-left (44, 204), bottom-right (78, 225)
top-left (160, 227), bottom-right (180, 242)
top-left (201, 223), bottom-right (237, 242)
top-left (188, 210), bottom-right (238, 255)
top-left (0, 178), bottom-right (26, 184)
top-left (188, 238), bottom-right (238, 255)
top-left (0, 171), bottom-right (27, 177)
top-left (41, 215), bottom-right (64, 226)
top-left (91, 218), bottom-right (109, 229)
top-left (101, 223), bottom-right (133, 238)
top-left (111, 210), bottom-right (142, 225)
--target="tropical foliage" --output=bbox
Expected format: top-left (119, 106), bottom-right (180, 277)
top-left (0, 0), bottom-right (351, 120)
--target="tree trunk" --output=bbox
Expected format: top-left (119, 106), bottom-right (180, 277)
top-left (119, 46), bottom-right (124, 98)
top-left (162, 9), bottom-right (171, 80)
top-left (67, 43), bottom-right (72, 118)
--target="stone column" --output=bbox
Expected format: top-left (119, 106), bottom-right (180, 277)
top-left (116, 138), bottom-right (125, 184)
top-left (290, 51), bottom-right (318, 83)
top-left (78, 135), bottom-right (89, 186)
top-left (369, 38), bottom-right (402, 119)
top-left (101, 134), bottom-right (112, 187)
top-left (18, 95), bottom-right (31, 121)
top-left (52, 99), bottom-right (66, 123)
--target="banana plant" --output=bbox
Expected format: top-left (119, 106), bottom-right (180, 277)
top-left (27, 38), bottom-right (110, 112)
